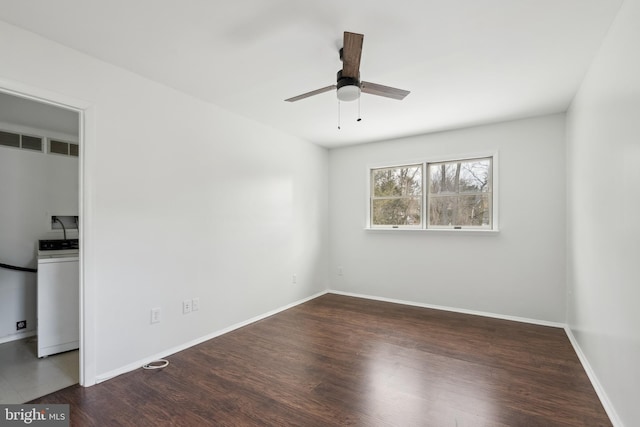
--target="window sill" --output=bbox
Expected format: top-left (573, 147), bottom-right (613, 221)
top-left (365, 227), bottom-right (500, 234)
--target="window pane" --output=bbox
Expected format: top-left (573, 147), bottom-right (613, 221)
top-left (429, 158), bottom-right (491, 194)
top-left (373, 165), bottom-right (422, 197)
top-left (429, 194), bottom-right (491, 227)
top-left (372, 198), bottom-right (421, 226)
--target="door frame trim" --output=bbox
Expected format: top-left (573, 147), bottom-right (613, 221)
top-left (0, 77), bottom-right (96, 386)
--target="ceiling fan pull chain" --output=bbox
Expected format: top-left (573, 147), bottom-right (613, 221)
top-left (357, 96), bottom-right (362, 122)
top-left (337, 99), bottom-right (341, 130)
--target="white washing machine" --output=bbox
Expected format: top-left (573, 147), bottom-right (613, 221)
top-left (37, 240), bottom-right (79, 358)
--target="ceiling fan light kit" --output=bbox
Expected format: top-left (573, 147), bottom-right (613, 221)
top-left (336, 85), bottom-right (360, 102)
top-left (336, 70), bottom-right (361, 102)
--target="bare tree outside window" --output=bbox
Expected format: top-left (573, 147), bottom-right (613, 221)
top-left (427, 158), bottom-right (491, 228)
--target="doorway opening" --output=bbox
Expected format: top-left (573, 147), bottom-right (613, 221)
top-left (0, 88), bottom-right (84, 403)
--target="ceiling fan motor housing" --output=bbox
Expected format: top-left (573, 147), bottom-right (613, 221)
top-left (336, 70), bottom-right (361, 101)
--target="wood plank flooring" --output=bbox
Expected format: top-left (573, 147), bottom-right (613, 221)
top-left (30, 294), bottom-right (612, 426)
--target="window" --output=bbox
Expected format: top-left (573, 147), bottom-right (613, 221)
top-left (369, 156), bottom-right (495, 230)
top-left (427, 158), bottom-right (492, 228)
top-left (371, 164), bottom-right (422, 228)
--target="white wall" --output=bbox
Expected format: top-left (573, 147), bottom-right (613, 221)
top-left (329, 115), bottom-right (566, 322)
top-left (0, 123), bottom-right (78, 342)
top-left (566, 0), bottom-right (640, 424)
top-left (0, 21), bottom-right (328, 380)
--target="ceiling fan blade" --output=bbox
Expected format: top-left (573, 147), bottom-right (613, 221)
top-left (342, 32), bottom-right (364, 78)
top-left (285, 85), bottom-right (337, 102)
top-left (361, 81), bottom-right (410, 100)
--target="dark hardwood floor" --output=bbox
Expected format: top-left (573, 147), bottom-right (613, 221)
top-left (31, 294), bottom-right (612, 426)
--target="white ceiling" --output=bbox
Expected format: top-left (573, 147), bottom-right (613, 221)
top-left (0, 0), bottom-right (622, 148)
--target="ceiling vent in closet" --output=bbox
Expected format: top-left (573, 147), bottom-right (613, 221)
top-left (0, 130), bottom-right (43, 152)
top-left (49, 139), bottom-right (79, 157)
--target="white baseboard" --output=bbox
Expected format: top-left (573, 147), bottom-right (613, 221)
top-left (95, 290), bottom-right (328, 384)
top-left (564, 327), bottom-right (623, 427)
top-left (0, 330), bottom-right (36, 345)
top-left (328, 290), bottom-right (565, 328)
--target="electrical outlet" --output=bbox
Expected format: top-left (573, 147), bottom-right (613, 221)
top-left (183, 299), bottom-right (192, 314)
top-left (150, 308), bottom-right (161, 324)
top-left (192, 297), bottom-right (200, 312)
top-left (16, 320), bottom-right (27, 330)
top-left (292, 274), bottom-right (297, 284)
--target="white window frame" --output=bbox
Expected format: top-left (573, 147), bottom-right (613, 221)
top-left (426, 156), bottom-right (493, 230)
top-left (366, 153), bottom-right (499, 232)
top-left (369, 163), bottom-right (423, 229)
